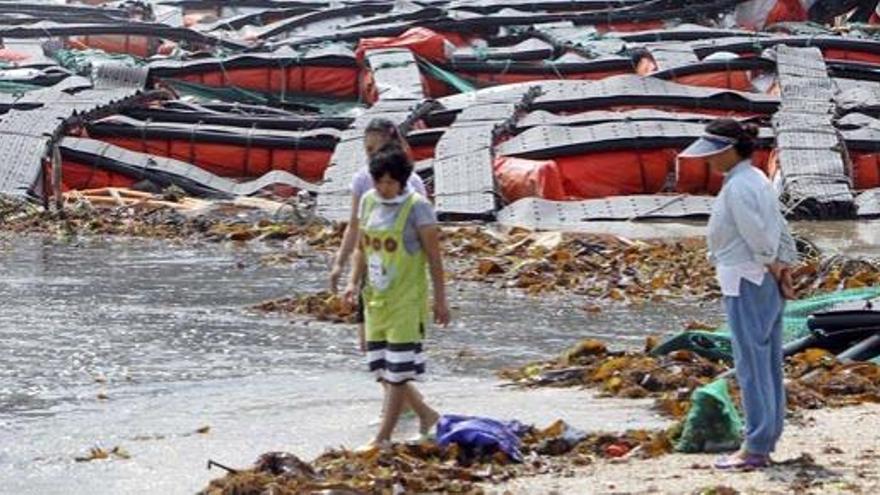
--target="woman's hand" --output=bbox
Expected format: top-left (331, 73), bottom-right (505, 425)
top-left (767, 261), bottom-right (787, 281)
top-left (342, 282), bottom-right (358, 308)
top-left (768, 262), bottom-right (796, 300)
top-left (780, 268), bottom-right (796, 300)
top-left (434, 298), bottom-right (450, 327)
top-left (329, 261), bottom-right (344, 293)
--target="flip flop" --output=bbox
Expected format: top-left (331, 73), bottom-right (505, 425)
top-left (714, 453), bottom-right (769, 470)
top-left (406, 431), bottom-right (437, 444)
top-left (354, 439), bottom-right (392, 454)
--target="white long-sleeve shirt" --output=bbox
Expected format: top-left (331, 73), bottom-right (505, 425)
top-left (707, 159), bottom-right (798, 297)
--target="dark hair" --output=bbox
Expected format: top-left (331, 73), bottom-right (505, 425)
top-left (369, 142), bottom-right (413, 187)
top-left (705, 118), bottom-right (760, 158)
top-left (365, 117), bottom-right (401, 140)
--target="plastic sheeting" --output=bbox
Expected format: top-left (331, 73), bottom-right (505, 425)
top-left (172, 65), bottom-right (361, 99)
top-left (493, 156), bottom-right (566, 202)
top-left (436, 414), bottom-right (526, 463)
top-left (95, 136), bottom-right (331, 181)
top-left (554, 149), bottom-right (679, 199)
top-left (852, 153), bottom-right (880, 190)
top-left (60, 160), bottom-right (137, 191)
top-left (355, 27), bottom-right (453, 64)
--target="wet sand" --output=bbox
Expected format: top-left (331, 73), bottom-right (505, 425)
top-left (1, 372), bottom-right (670, 495)
top-left (0, 235), bottom-right (692, 495)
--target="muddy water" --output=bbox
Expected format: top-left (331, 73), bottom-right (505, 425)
top-left (0, 236), bottom-right (717, 494)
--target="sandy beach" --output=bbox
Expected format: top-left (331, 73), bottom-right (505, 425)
top-left (496, 404), bottom-right (880, 495)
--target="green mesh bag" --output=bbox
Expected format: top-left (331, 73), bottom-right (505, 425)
top-left (675, 378), bottom-right (743, 453)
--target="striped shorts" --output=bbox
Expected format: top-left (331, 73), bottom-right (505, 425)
top-left (366, 341), bottom-right (425, 384)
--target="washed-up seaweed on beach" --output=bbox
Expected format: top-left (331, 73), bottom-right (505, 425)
top-left (0, 191), bottom-right (345, 248)
top-left (254, 227), bottom-right (880, 323)
top-left (448, 228), bottom-right (880, 302)
top-left (199, 421), bottom-right (675, 495)
top-left (252, 291), bottom-right (355, 324)
top-left (501, 337), bottom-right (880, 420)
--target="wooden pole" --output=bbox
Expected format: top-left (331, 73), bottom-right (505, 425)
top-left (52, 144), bottom-right (63, 216)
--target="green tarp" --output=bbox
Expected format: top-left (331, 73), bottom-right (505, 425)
top-left (652, 287), bottom-right (880, 363)
top-left (165, 79), bottom-right (364, 115)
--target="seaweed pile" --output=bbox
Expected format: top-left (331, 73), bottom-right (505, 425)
top-left (0, 191), bottom-right (344, 248)
top-left (449, 229), bottom-right (880, 302)
top-left (501, 338), bottom-right (880, 420)
top-left (199, 424), bottom-right (674, 495)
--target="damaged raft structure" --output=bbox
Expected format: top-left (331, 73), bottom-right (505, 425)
top-left (3, 1), bottom-right (880, 226)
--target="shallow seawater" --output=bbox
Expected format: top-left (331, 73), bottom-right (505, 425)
top-left (0, 235), bottom-right (717, 494)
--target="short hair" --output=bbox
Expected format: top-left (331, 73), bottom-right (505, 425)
top-left (369, 143), bottom-right (413, 187)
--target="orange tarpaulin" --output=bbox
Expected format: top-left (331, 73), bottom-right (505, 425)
top-left (457, 68), bottom-right (633, 86)
top-left (356, 27), bottom-right (451, 63)
top-left (493, 156), bottom-right (566, 202)
top-left (67, 35), bottom-right (157, 58)
top-left (553, 149), bottom-right (678, 199)
top-left (822, 49), bottom-right (880, 66)
top-left (736, 0), bottom-right (808, 30)
top-left (595, 20), bottom-right (665, 33)
top-left (851, 153), bottom-right (880, 190)
top-left (96, 136), bottom-right (331, 182)
top-left (58, 161), bottom-right (137, 192)
top-left (174, 65), bottom-right (361, 99)
top-left (672, 71), bottom-right (752, 91)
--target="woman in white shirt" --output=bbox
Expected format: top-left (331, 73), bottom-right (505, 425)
top-left (679, 118), bottom-right (796, 470)
top-left (329, 118), bottom-right (427, 421)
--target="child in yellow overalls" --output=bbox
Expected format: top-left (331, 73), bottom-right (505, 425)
top-left (344, 143), bottom-right (450, 448)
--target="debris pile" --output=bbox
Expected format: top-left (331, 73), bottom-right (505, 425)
top-left (200, 423), bottom-right (675, 495)
top-left (786, 349), bottom-right (880, 410)
top-left (501, 338), bottom-right (880, 420)
top-left (74, 445), bottom-right (130, 463)
top-left (449, 229), bottom-right (880, 303)
top-left (252, 291), bottom-right (355, 324)
top-left (499, 338), bottom-right (725, 418)
top-left (0, 189), bottom-right (343, 248)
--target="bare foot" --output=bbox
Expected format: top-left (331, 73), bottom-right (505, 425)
top-left (419, 409), bottom-right (440, 435)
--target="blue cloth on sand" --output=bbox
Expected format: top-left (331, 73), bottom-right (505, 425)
top-left (436, 414), bottom-right (526, 462)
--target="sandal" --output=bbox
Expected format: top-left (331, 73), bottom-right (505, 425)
top-left (354, 439), bottom-right (392, 454)
top-left (714, 453), bottom-right (770, 470)
top-left (406, 430), bottom-right (437, 444)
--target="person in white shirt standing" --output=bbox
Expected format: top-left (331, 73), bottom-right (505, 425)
top-left (678, 118), bottom-right (797, 470)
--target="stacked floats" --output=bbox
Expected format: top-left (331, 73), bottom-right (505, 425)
top-left (1, 0), bottom-right (880, 224)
